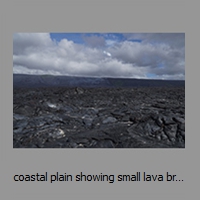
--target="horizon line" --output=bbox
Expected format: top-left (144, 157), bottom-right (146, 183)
top-left (13, 73), bottom-right (185, 81)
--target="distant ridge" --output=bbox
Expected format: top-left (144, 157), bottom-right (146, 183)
top-left (13, 74), bottom-right (185, 88)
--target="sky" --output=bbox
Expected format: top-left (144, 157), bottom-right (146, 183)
top-left (13, 33), bottom-right (185, 80)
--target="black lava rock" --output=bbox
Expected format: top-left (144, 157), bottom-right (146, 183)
top-left (13, 86), bottom-right (185, 148)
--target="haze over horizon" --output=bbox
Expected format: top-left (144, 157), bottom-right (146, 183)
top-left (13, 33), bottom-right (185, 80)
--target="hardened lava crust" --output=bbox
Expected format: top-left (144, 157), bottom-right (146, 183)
top-left (13, 87), bottom-right (185, 148)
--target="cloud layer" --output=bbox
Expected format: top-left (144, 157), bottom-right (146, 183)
top-left (13, 33), bottom-right (185, 80)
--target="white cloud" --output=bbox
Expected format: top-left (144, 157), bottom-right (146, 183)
top-left (13, 33), bottom-right (54, 55)
top-left (13, 33), bottom-right (185, 80)
top-left (103, 51), bottom-right (112, 57)
top-left (105, 39), bottom-right (117, 47)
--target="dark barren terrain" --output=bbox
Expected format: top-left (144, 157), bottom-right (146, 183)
top-left (13, 74), bottom-right (185, 148)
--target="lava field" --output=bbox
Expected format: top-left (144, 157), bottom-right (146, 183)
top-left (13, 86), bottom-right (185, 148)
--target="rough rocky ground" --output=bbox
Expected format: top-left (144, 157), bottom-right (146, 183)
top-left (13, 87), bottom-right (185, 148)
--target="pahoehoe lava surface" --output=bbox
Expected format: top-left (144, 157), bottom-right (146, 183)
top-left (13, 84), bottom-right (185, 148)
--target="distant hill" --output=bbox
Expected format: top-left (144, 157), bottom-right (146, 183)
top-left (13, 74), bottom-right (185, 88)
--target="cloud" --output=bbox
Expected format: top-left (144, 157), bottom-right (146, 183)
top-left (123, 33), bottom-right (185, 49)
top-left (105, 39), bottom-right (118, 47)
top-left (107, 40), bottom-right (185, 79)
top-left (103, 51), bottom-right (112, 57)
top-left (13, 33), bottom-right (185, 80)
top-left (82, 35), bottom-right (105, 48)
top-left (13, 33), bottom-right (54, 55)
